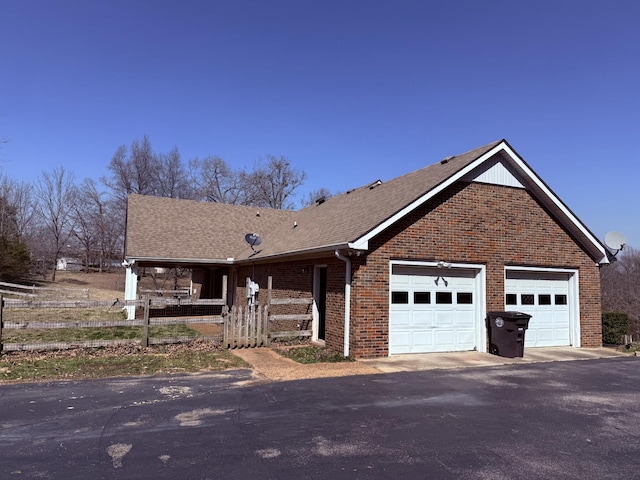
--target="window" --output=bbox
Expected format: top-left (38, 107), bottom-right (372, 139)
top-left (436, 292), bottom-right (453, 304)
top-left (391, 291), bottom-right (409, 304)
top-left (538, 294), bottom-right (552, 305)
top-left (414, 292), bottom-right (431, 304)
top-left (505, 294), bottom-right (517, 305)
top-left (457, 292), bottom-right (473, 304)
top-left (555, 294), bottom-right (567, 305)
top-left (521, 294), bottom-right (535, 305)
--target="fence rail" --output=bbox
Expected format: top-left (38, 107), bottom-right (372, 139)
top-left (0, 281), bottom-right (89, 299)
top-left (0, 295), bottom-right (224, 353)
top-left (0, 275), bottom-right (317, 354)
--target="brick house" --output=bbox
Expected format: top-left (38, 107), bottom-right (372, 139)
top-left (124, 139), bottom-right (608, 358)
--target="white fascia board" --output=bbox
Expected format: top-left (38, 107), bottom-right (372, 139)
top-left (348, 240), bottom-right (368, 250)
top-left (499, 143), bottom-right (608, 265)
top-left (127, 256), bottom-right (235, 265)
top-left (236, 243), bottom-right (359, 263)
top-left (351, 142), bottom-right (508, 250)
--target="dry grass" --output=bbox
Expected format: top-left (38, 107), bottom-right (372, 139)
top-left (0, 340), bottom-right (248, 384)
top-left (26, 269), bottom-right (191, 301)
top-left (30, 270), bottom-right (126, 300)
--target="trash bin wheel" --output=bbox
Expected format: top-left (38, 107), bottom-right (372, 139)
top-left (490, 343), bottom-right (499, 356)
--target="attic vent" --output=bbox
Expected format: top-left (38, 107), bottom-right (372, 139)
top-left (441, 155), bottom-right (455, 164)
top-left (315, 197), bottom-right (326, 205)
top-left (368, 180), bottom-right (382, 190)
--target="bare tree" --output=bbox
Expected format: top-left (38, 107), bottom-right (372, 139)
top-left (189, 156), bottom-right (244, 204)
top-left (157, 147), bottom-right (194, 199)
top-left (300, 187), bottom-right (334, 208)
top-left (34, 166), bottom-right (77, 281)
top-left (242, 155), bottom-right (306, 209)
top-left (102, 135), bottom-right (160, 206)
top-left (74, 178), bottom-right (124, 271)
top-left (601, 246), bottom-right (640, 336)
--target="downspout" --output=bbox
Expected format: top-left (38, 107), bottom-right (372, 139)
top-left (335, 250), bottom-right (351, 357)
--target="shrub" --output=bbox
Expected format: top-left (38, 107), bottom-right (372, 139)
top-left (602, 311), bottom-right (633, 345)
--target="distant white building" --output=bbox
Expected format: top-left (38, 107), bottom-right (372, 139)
top-left (56, 257), bottom-right (83, 271)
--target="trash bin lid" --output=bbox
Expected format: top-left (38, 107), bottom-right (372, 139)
top-left (487, 311), bottom-right (532, 320)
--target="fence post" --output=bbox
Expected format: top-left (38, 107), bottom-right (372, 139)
top-left (222, 275), bottom-right (228, 305)
top-left (0, 295), bottom-right (4, 355)
top-left (142, 294), bottom-right (150, 347)
top-left (263, 304), bottom-right (270, 346)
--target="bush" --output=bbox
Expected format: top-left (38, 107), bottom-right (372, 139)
top-left (0, 235), bottom-right (30, 281)
top-left (602, 311), bottom-right (633, 345)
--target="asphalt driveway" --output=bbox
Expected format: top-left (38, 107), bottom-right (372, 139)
top-left (2, 356), bottom-right (640, 479)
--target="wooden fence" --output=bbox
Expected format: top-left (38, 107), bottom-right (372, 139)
top-left (223, 305), bottom-right (268, 348)
top-left (0, 274), bottom-right (317, 354)
top-left (0, 281), bottom-right (89, 299)
top-left (265, 276), bottom-right (313, 340)
top-left (0, 295), bottom-right (225, 353)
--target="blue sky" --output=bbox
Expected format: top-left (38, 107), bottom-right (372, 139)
top-left (1, 0), bottom-right (638, 249)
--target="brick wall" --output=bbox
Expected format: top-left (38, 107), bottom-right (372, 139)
top-left (235, 259), bottom-right (347, 350)
top-left (351, 181), bottom-right (602, 358)
top-left (231, 181), bottom-right (602, 359)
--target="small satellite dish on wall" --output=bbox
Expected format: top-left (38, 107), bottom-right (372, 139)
top-left (244, 233), bottom-right (262, 252)
top-left (604, 231), bottom-right (626, 256)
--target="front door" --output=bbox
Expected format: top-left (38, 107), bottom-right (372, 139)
top-left (314, 266), bottom-right (327, 341)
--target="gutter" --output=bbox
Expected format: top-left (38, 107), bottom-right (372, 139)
top-left (234, 242), bottom-right (365, 264)
top-left (334, 250), bottom-right (351, 357)
top-left (125, 256), bottom-right (236, 265)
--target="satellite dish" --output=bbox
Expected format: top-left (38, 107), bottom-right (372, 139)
top-left (604, 231), bottom-right (627, 252)
top-left (244, 233), bottom-right (262, 252)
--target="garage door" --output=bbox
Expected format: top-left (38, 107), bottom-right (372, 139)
top-left (505, 270), bottom-right (571, 347)
top-left (389, 265), bottom-right (479, 354)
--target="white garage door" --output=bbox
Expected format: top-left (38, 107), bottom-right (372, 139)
top-left (505, 270), bottom-right (571, 347)
top-left (389, 265), bottom-right (479, 354)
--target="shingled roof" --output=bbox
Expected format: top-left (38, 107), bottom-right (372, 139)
top-left (125, 139), bottom-right (608, 265)
top-left (125, 195), bottom-right (294, 263)
top-left (237, 140), bottom-right (504, 260)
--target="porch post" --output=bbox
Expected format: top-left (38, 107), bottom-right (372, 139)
top-left (124, 263), bottom-right (139, 320)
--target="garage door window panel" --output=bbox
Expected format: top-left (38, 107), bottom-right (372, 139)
top-left (436, 292), bottom-right (453, 304)
top-left (457, 292), bottom-right (473, 304)
top-left (521, 294), bottom-right (535, 305)
top-left (391, 291), bottom-right (409, 304)
top-left (538, 294), bottom-right (552, 305)
top-left (414, 292), bottom-right (431, 304)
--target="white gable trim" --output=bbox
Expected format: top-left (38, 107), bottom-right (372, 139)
top-left (350, 143), bottom-right (507, 250)
top-left (499, 143), bottom-right (608, 264)
top-left (351, 141), bottom-right (608, 264)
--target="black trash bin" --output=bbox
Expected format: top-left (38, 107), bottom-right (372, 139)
top-left (486, 311), bottom-right (532, 358)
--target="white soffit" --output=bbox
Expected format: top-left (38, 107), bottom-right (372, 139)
top-left (465, 160), bottom-right (525, 188)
